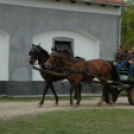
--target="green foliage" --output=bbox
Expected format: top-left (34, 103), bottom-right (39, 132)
top-left (121, 1), bottom-right (134, 50)
top-left (0, 109), bottom-right (134, 134)
top-left (0, 96), bottom-right (95, 102)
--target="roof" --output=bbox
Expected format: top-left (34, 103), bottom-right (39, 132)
top-left (94, 0), bottom-right (127, 5)
top-left (70, 0), bottom-right (128, 7)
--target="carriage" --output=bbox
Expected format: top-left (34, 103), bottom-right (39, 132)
top-left (104, 69), bottom-right (134, 105)
top-left (33, 65), bottom-right (134, 105)
top-left (30, 44), bottom-right (134, 106)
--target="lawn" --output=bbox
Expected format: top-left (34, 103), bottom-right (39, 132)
top-left (0, 109), bottom-right (134, 134)
top-left (0, 96), bottom-right (96, 102)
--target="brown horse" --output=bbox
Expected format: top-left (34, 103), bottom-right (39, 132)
top-left (45, 50), bottom-right (120, 106)
top-left (29, 44), bottom-right (82, 106)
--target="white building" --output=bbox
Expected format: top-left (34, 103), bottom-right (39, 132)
top-left (0, 0), bottom-right (127, 95)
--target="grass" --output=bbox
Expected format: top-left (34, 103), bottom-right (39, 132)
top-left (0, 96), bottom-right (40, 102)
top-left (0, 96), bottom-right (133, 133)
top-left (0, 109), bottom-right (134, 134)
top-left (0, 96), bottom-right (97, 102)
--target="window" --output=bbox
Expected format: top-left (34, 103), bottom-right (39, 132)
top-left (55, 41), bottom-right (73, 54)
top-left (53, 37), bottom-right (74, 56)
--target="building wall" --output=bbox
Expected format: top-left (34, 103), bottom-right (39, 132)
top-left (33, 30), bottom-right (99, 80)
top-left (0, 1), bottom-right (120, 95)
top-left (0, 30), bottom-right (9, 80)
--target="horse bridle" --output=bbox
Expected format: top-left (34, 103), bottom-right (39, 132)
top-left (29, 46), bottom-right (40, 59)
top-left (47, 51), bottom-right (59, 64)
top-left (48, 51), bottom-right (75, 67)
top-left (29, 46), bottom-right (44, 66)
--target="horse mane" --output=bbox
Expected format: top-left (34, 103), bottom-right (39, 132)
top-left (39, 45), bottom-right (50, 58)
top-left (75, 56), bottom-right (82, 59)
top-left (58, 50), bottom-right (73, 58)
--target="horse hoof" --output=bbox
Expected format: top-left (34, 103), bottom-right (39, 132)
top-left (38, 104), bottom-right (43, 108)
top-left (70, 102), bottom-right (74, 106)
top-left (75, 103), bottom-right (80, 107)
top-left (75, 101), bottom-right (80, 105)
top-left (55, 102), bottom-right (58, 106)
top-left (39, 101), bottom-right (44, 105)
top-left (109, 102), bottom-right (113, 106)
top-left (97, 102), bottom-right (102, 106)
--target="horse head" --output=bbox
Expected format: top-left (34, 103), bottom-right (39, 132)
top-left (29, 44), bottom-right (40, 65)
top-left (45, 51), bottom-right (60, 70)
top-left (45, 50), bottom-right (73, 70)
top-left (51, 47), bottom-right (57, 52)
top-left (29, 44), bottom-right (49, 66)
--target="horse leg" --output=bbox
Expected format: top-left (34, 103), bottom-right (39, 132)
top-left (50, 83), bottom-right (59, 105)
top-left (74, 87), bottom-right (77, 100)
top-left (108, 85), bottom-right (113, 105)
top-left (39, 82), bottom-right (49, 106)
top-left (104, 84), bottom-right (113, 105)
top-left (97, 85), bottom-right (106, 106)
top-left (75, 84), bottom-right (82, 106)
top-left (74, 83), bottom-right (82, 100)
top-left (97, 95), bottom-right (104, 106)
top-left (70, 85), bottom-right (75, 106)
top-left (108, 93), bottom-right (113, 105)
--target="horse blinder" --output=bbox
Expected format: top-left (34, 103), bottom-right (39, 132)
top-left (29, 51), bottom-right (31, 56)
top-left (30, 46), bottom-right (40, 59)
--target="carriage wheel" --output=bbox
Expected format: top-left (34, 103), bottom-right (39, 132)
top-left (103, 86), bottom-right (119, 104)
top-left (127, 87), bottom-right (134, 105)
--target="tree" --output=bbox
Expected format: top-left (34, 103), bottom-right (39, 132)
top-left (121, 0), bottom-right (134, 50)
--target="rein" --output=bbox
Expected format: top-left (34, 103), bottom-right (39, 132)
top-left (48, 51), bottom-right (123, 85)
top-left (32, 63), bottom-right (39, 65)
top-left (62, 60), bottom-right (74, 67)
top-left (63, 59), bottom-right (122, 85)
top-left (65, 70), bottom-right (123, 85)
top-left (61, 59), bottom-right (122, 85)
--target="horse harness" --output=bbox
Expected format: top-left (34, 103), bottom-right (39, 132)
top-left (62, 58), bottom-right (91, 76)
top-left (59, 60), bottom-right (123, 85)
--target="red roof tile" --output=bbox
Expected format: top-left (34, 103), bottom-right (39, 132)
top-left (70, 0), bottom-right (127, 6)
top-left (94, 0), bottom-right (127, 5)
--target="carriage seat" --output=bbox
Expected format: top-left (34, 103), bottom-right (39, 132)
top-left (119, 68), bottom-right (130, 76)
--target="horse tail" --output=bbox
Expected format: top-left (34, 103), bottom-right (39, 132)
top-left (107, 61), bottom-right (120, 82)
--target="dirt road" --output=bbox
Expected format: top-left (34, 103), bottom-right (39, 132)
top-left (0, 97), bottom-right (134, 120)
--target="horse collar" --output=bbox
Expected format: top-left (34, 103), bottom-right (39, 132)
top-left (84, 60), bottom-right (89, 74)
